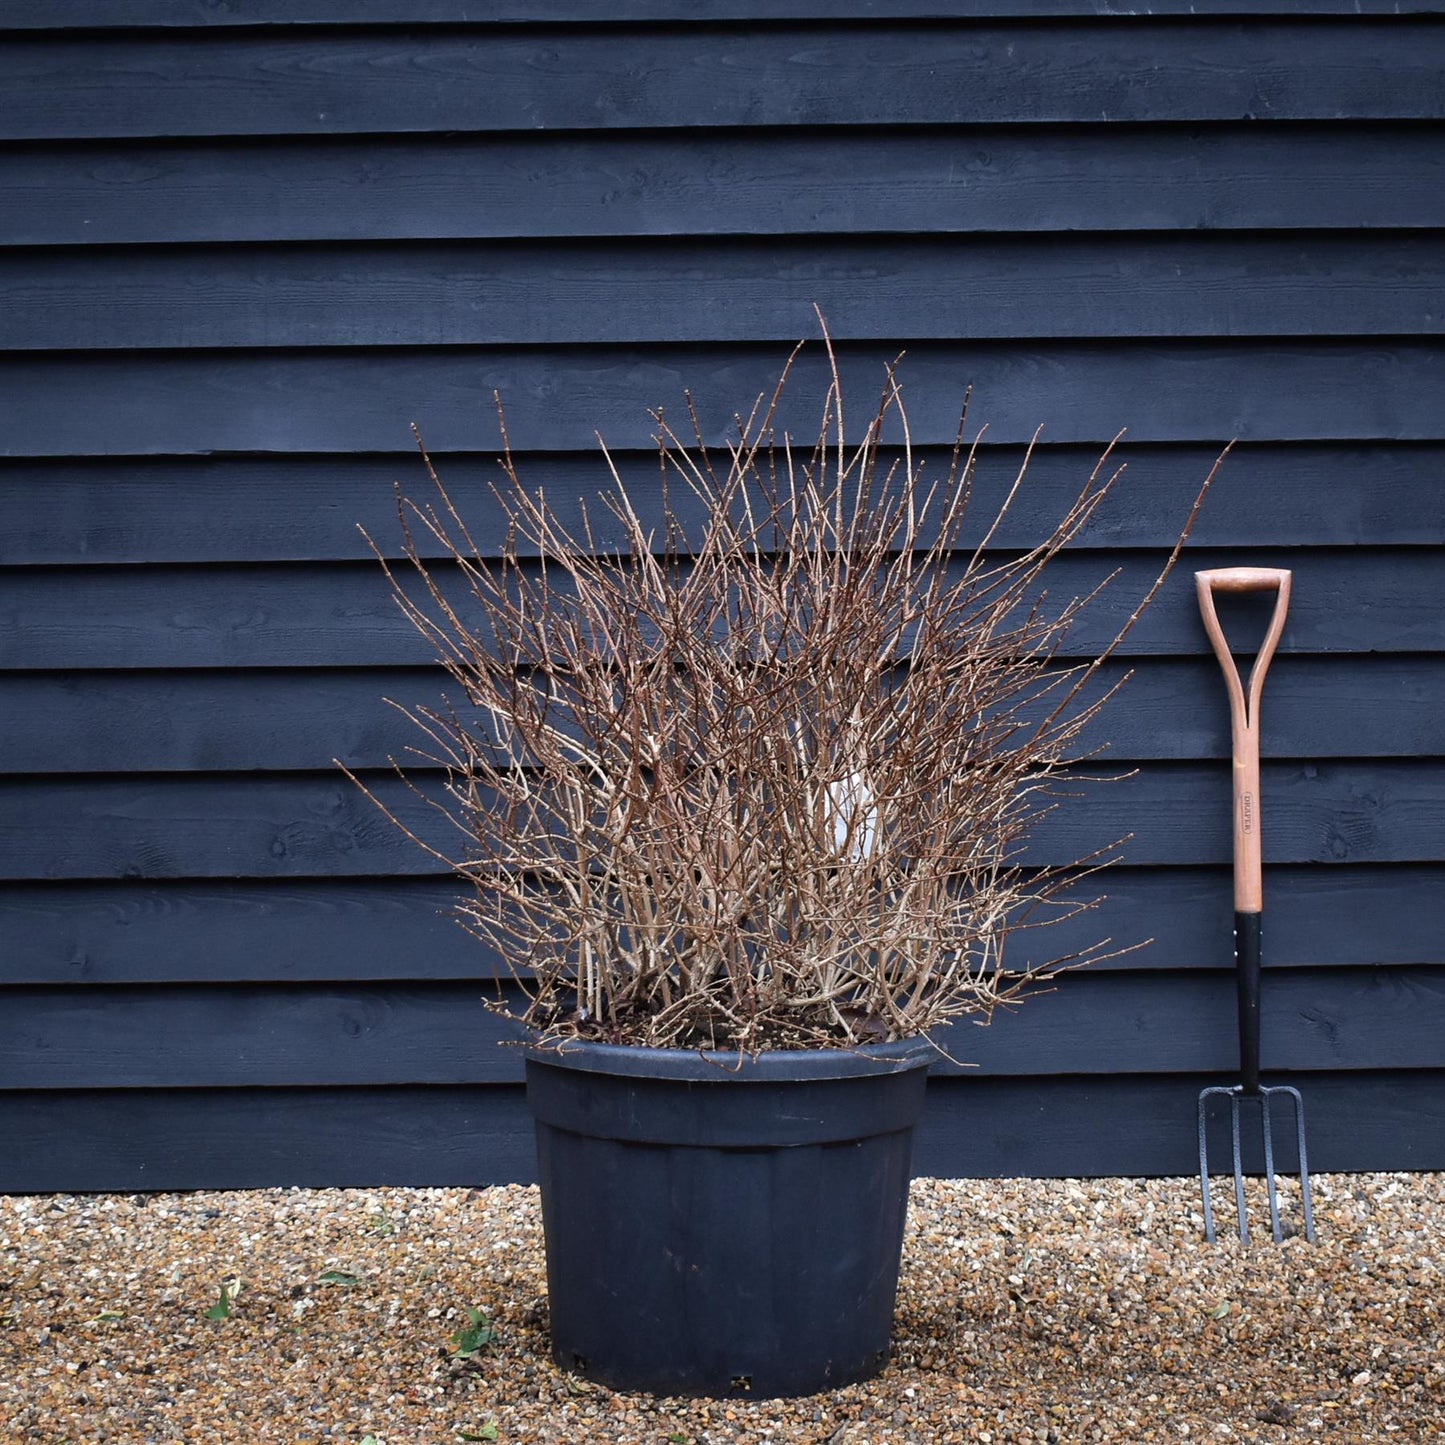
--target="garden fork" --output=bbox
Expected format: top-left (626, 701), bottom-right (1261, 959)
top-left (1195, 567), bottom-right (1316, 1244)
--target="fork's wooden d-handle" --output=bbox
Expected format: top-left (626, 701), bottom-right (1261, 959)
top-left (1195, 566), bottom-right (1292, 595)
top-left (1195, 568), bottom-right (1291, 913)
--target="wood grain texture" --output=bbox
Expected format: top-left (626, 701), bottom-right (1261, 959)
top-left (4, 656), bottom-right (1441, 774)
top-left (1, 761), bottom-right (1440, 881)
top-left (2, 866), bottom-right (1438, 986)
top-left (0, 1086), bottom-right (538, 1192)
top-left (1, 1073), bottom-right (1440, 1191)
top-left (7, 127), bottom-right (1443, 246)
top-left (918, 1072), bottom-right (1445, 1179)
top-left (5, 2), bottom-right (1442, 27)
top-left (4, 550), bottom-right (1438, 669)
top-left (5, 24), bottom-right (1441, 140)
top-left (4, 341), bottom-right (1444, 458)
top-left (6, 443), bottom-right (1441, 565)
top-left (1, 969), bottom-right (1439, 1089)
top-left (6, 233), bottom-right (1441, 350)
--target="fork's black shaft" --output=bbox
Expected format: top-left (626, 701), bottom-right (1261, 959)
top-left (1235, 911), bottom-right (1262, 1093)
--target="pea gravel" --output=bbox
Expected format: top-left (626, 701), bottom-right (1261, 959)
top-left (3, 1173), bottom-right (1440, 1444)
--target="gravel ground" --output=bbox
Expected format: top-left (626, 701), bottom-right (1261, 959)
top-left (2, 1173), bottom-right (1440, 1444)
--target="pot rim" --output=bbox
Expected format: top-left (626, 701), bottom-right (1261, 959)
top-left (523, 1032), bottom-right (936, 1081)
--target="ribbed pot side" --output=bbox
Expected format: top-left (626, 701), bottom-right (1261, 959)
top-left (524, 1037), bottom-right (933, 1399)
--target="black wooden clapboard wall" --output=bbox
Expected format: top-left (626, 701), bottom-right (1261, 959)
top-left (1, 3), bottom-right (1442, 1191)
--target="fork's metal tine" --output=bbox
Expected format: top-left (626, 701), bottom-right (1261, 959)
top-left (1278, 1085), bottom-right (1317, 1244)
top-left (1230, 1092), bottom-right (1248, 1243)
top-left (1198, 1101), bottom-right (1211, 1241)
top-left (1260, 1090), bottom-right (1284, 1243)
top-left (1198, 1084), bottom-right (1317, 1245)
top-left (1198, 1089), bottom-right (1218, 1244)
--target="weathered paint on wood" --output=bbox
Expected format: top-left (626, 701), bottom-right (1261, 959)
top-left (5, 2), bottom-right (1442, 28)
top-left (0, 1087), bottom-right (539, 1193)
top-left (2, 970), bottom-right (1441, 1090)
top-left (919, 1072), bottom-right (1445, 1180)
top-left (4, 657), bottom-right (1442, 774)
top-left (5, 342), bottom-right (1441, 458)
top-left (7, 128), bottom-right (1443, 247)
top-left (5, 24), bottom-right (1441, 140)
top-left (6, 234), bottom-right (1442, 350)
top-left (0, 1073), bottom-right (1439, 1193)
top-left (2, 761), bottom-right (1441, 882)
top-left (4, 551), bottom-right (1439, 669)
top-left (3, 866), bottom-right (1440, 986)
top-left (6, 443), bottom-right (1441, 565)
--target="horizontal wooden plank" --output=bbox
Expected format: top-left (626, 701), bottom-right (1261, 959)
top-left (918, 1072), bottom-right (1445, 1180)
top-left (5, 23), bottom-right (1441, 140)
top-left (2, 866), bottom-right (1437, 986)
top-left (936, 970), bottom-right (1445, 1077)
top-left (5, 656), bottom-right (1441, 775)
top-left (0, 982), bottom-right (527, 1089)
top-left (1, 760), bottom-right (1440, 881)
top-left (5, 233), bottom-right (1441, 350)
top-left (2, 1072), bottom-right (1441, 1192)
top-left (2, 968), bottom-right (1439, 1089)
top-left (3, 550), bottom-right (1437, 669)
top-left (8, 2), bottom-right (1445, 28)
top-left (0, 1085), bottom-right (538, 1192)
top-left (6, 442), bottom-right (1441, 565)
top-left (4, 341), bottom-right (1444, 459)
top-left (6, 127), bottom-right (1443, 246)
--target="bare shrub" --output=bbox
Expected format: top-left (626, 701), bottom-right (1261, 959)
top-left (346, 335), bottom-right (1216, 1051)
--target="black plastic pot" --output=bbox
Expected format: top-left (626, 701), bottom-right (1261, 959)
top-left (524, 1035), bottom-right (933, 1398)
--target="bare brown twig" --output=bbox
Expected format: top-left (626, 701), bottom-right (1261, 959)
top-left (345, 331), bottom-right (1216, 1051)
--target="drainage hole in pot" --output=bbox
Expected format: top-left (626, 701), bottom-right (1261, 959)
top-left (730, 1375), bottom-right (752, 1394)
